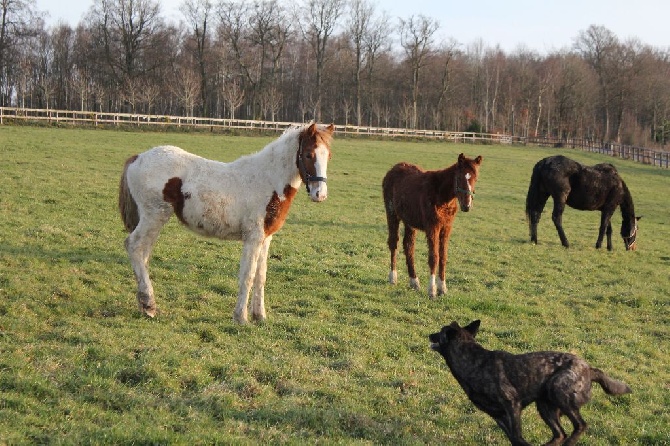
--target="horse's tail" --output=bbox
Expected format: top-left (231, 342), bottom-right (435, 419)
top-left (119, 155), bottom-right (140, 233)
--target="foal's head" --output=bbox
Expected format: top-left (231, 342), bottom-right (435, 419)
top-left (454, 153), bottom-right (483, 212)
top-left (297, 123), bottom-right (334, 202)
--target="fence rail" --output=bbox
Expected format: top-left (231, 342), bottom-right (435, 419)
top-left (526, 136), bottom-right (670, 168)
top-left (0, 106), bottom-right (522, 144)
top-left (1, 107), bottom-right (668, 168)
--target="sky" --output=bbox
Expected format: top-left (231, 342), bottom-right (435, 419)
top-left (34, 0), bottom-right (670, 54)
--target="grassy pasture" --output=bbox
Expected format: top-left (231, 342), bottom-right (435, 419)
top-left (0, 125), bottom-right (668, 445)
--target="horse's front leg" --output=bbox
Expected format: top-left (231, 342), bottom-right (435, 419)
top-left (250, 236), bottom-right (272, 322)
top-left (403, 225), bottom-right (420, 290)
top-left (437, 227), bottom-right (451, 296)
top-left (426, 229), bottom-right (440, 299)
top-left (234, 235), bottom-right (264, 324)
top-left (596, 211), bottom-right (614, 250)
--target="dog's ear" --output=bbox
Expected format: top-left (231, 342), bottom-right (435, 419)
top-left (464, 320), bottom-right (481, 337)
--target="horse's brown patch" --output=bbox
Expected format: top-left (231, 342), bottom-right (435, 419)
top-left (264, 185), bottom-right (298, 236)
top-left (163, 177), bottom-right (189, 225)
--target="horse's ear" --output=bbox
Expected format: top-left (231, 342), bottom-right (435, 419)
top-left (307, 122), bottom-right (317, 135)
top-left (458, 153), bottom-right (465, 164)
top-left (326, 123), bottom-right (334, 134)
top-left (474, 155), bottom-right (483, 165)
top-left (636, 216), bottom-right (642, 221)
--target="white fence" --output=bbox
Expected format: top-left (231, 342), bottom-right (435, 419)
top-left (0, 107), bottom-right (521, 144)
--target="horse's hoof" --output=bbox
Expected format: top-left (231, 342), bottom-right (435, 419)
top-left (389, 270), bottom-right (397, 285)
top-left (143, 306), bottom-right (157, 318)
top-left (409, 277), bottom-right (420, 291)
top-left (233, 311), bottom-right (248, 325)
top-left (251, 312), bottom-right (266, 323)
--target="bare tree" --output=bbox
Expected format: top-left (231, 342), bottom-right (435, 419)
top-left (181, 0), bottom-right (214, 116)
top-left (399, 14), bottom-right (438, 129)
top-left (574, 25), bottom-right (619, 140)
top-left (86, 0), bottom-right (167, 110)
top-left (297, 0), bottom-right (345, 121)
top-left (0, 0), bottom-right (41, 105)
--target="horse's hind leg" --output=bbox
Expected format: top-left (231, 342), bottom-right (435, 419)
top-left (385, 204), bottom-right (400, 285)
top-left (551, 196), bottom-right (570, 248)
top-left (536, 399), bottom-right (567, 445)
top-left (250, 236), bottom-right (272, 322)
top-left (125, 211), bottom-right (171, 317)
top-left (529, 193), bottom-right (549, 244)
top-left (403, 224), bottom-right (420, 290)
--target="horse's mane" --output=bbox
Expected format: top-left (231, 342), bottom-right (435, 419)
top-left (619, 180), bottom-right (636, 219)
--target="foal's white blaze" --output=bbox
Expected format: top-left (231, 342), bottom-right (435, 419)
top-left (463, 172), bottom-right (473, 208)
top-left (308, 145), bottom-right (330, 202)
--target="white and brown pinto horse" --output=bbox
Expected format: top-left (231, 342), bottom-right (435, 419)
top-left (119, 123), bottom-right (334, 324)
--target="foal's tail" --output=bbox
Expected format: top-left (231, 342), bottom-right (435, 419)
top-left (119, 155), bottom-right (140, 233)
top-left (590, 367), bottom-right (632, 395)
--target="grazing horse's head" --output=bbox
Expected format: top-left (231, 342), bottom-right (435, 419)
top-left (454, 153), bottom-right (483, 212)
top-left (297, 123), bottom-right (334, 202)
top-left (621, 216), bottom-right (641, 251)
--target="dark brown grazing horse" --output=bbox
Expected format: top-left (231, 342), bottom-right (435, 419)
top-left (383, 154), bottom-right (483, 298)
top-left (526, 155), bottom-right (640, 251)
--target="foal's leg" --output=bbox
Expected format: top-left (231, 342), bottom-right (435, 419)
top-left (234, 234), bottom-right (264, 324)
top-left (385, 205), bottom-right (400, 285)
top-left (403, 224), bottom-right (419, 290)
top-left (250, 236), bottom-right (272, 322)
top-left (124, 210), bottom-right (171, 317)
top-left (551, 195), bottom-right (570, 248)
top-left (437, 227), bottom-right (450, 296)
top-left (529, 192), bottom-right (550, 244)
top-left (426, 228), bottom-right (440, 299)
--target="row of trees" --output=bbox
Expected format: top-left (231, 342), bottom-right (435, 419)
top-left (2, 0), bottom-right (670, 145)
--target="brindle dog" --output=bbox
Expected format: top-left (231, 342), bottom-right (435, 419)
top-left (429, 320), bottom-right (631, 446)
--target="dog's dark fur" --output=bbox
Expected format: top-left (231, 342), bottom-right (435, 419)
top-left (429, 320), bottom-right (631, 446)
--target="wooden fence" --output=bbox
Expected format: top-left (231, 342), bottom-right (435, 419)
top-left (0, 106), bottom-right (521, 144)
top-left (526, 136), bottom-right (670, 168)
top-left (1, 107), bottom-right (668, 168)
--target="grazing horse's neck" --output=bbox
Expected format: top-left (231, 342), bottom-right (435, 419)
top-left (619, 181), bottom-right (635, 220)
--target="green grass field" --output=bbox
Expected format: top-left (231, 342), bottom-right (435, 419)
top-left (0, 125), bottom-right (668, 445)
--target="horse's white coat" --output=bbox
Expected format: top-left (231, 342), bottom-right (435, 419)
top-left (121, 124), bottom-right (333, 323)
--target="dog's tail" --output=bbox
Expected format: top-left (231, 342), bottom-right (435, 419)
top-left (119, 155), bottom-right (140, 233)
top-left (590, 367), bottom-right (632, 395)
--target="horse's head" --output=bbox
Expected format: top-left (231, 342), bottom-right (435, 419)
top-left (297, 123), bottom-right (334, 202)
top-left (454, 153), bottom-right (483, 212)
top-left (621, 216), bottom-right (641, 251)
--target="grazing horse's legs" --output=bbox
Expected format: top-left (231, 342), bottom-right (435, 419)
top-left (551, 195), bottom-right (570, 248)
top-left (234, 234), bottom-right (265, 324)
top-left (403, 224), bottom-right (420, 290)
top-left (596, 210), bottom-right (614, 250)
top-left (250, 236), bottom-right (272, 322)
top-left (385, 203), bottom-right (400, 285)
top-left (529, 192), bottom-right (550, 244)
top-left (124, 209), bottom-right (172, 317)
